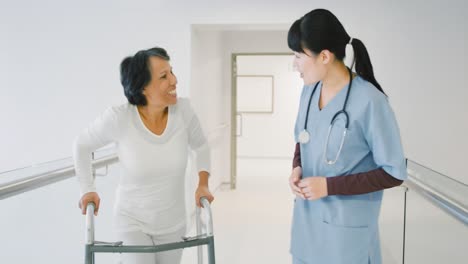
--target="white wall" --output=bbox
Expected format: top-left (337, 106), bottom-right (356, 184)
top-left (376, 0), bottom-right (468, 184)
top-left (190, 29), bottom-right (228, 190)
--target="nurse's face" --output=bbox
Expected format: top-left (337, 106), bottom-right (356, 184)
top-left (293, 48), bottom-right (326, 85)
top-left (142, 56), bottom-right (178, 107)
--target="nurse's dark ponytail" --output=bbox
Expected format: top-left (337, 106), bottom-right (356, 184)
top-left (288, 9), bottom-right (385, 95)
top-left (349, 38), bottom-right (384, 94)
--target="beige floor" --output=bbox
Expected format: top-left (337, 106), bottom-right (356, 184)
top-left (181, 158), bottom-right (295, 264)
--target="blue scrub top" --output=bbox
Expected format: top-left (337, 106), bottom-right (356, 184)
top-left (291, 76), bottom-right (407, 264)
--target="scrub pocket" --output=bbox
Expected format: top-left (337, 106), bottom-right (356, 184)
top-left (320, 220), bottom-right (370, 264)
top-left (321, 196), bottom-right (372, 228)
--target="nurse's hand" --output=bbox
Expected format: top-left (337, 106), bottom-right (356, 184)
top-left (195, 185), bottom-right (214, 208)
top-left (298, 177), bottom-right (328, 200)
top-left (289, 166), bottom-right (305, 199)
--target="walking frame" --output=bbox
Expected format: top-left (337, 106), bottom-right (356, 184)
top-left (84, 197), bottom-right (216, 264)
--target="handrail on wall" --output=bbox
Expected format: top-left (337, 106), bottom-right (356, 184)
top-left (0, 155), bottom-right (467, 226)
top-left (0, 153), bottom-right (118, 200)
top-left (405, 159), bottom-right (468, 226)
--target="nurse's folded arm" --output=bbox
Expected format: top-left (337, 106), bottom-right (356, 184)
top-left (326, 168), bottom-right (403, 195)
top-left (292, 143), bottom-right (403, 196)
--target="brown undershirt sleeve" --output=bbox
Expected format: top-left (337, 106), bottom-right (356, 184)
top-left (327, 168), bottom-right (403, 195)
top-left (293, 143), bottom-right (301, 169)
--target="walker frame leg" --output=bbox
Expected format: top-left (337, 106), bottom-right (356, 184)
top-left (85, 244), bottom-right (94, 264)
top-left (207, 236), bottom-right (216, 264)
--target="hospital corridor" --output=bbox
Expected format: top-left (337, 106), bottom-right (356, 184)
top-left (1, 0), bottom-right (467, 264)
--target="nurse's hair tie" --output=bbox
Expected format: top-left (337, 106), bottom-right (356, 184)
top-left (348, 37), bottom-right (353, 45)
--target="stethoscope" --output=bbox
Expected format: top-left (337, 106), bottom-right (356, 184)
top-left (298, 67), bottom-right (353, 165)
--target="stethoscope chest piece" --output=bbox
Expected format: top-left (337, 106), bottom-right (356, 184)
top-left (298, 130), bottom-right (310, 144)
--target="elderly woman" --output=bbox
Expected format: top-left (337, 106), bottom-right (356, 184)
top-left (73, 47), bottom-right (214, 264)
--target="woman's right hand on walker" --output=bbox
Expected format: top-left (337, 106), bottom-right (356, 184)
top-left (79, 192), bottom-right (100, 216)
top-left (289, 166), bottom-right (305, 199)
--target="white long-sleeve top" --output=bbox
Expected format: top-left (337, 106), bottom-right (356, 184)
top-left (73, 98), bottom-right (210, 235)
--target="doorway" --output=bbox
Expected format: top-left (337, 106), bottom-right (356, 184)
top-left (231, 53), bottom-right (302, 188)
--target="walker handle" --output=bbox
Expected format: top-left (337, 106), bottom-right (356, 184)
top-left (85, 202), bottom-right (95, 245)
top-left (196, 196), bottom-right (214, 264)
top-left (199, 197), bottom-right (214, 236)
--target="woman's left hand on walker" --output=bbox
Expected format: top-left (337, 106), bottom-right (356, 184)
top-left (195, 185), bottom-right (214, 208)
top-left (298, 177), bottom-right (328, 200)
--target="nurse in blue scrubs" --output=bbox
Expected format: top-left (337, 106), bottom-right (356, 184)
top-left (287, 9), bottom-right (407, 264)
